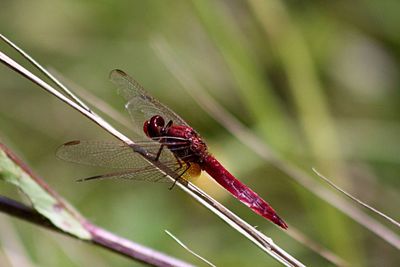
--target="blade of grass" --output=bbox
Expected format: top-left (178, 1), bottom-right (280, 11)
top-left (165, 230), bottom-right (216, 267)
top-left (313, 168), bottom-right (400, 228)
top-left (48, 67), bottom-right (133, 131)
top-left (0, 34), bottom-right (90, 112)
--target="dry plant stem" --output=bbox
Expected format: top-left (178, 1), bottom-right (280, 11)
top-left (0, 196), bottom-right (193, 267)
top-left (48, 68), bottom-right (132, 129)
top-left (165, 230), bottom-right (216, 267)
top-left (67, 76), bottom-right (347, 266)
top-left (0, 195), bottom-right (55, 230)
top-left (287, 228), bottom-right (348, 267)
top-left (0, 34), bottom-right (90, 111)
top-left (0, 143), bottom-right (192, 267)
top-left (152, 41), bottom-right (350, 266)
top-left (312, 168), bottom-right (400, 229)
top-left (152, 39), bottom-right (400, 251)
top-left (0, 37), bottom-right (304, 266)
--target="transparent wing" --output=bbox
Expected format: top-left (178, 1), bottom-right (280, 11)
top-left (77, 169), bottom-right (174, 183)
top-left (56, 140), bottom-right (197, 183)
top-left (109, 69), bottom-right (190, 137)
top-left (56, 140), bottom-right (181, 169)
top-left (77, 162), bottom-right (201, 184)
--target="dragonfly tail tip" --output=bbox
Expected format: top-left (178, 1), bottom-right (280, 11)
top-left (275, 216), bottom-right (288, 230)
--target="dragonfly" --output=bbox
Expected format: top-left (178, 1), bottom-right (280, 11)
top-left (57, 69), bottom-right (288, 229)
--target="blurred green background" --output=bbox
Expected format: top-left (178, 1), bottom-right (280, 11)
top-left (1, 0), bottom-right (400, 266)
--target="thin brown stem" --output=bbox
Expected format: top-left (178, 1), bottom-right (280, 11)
top-left (0, 195), bottom-right (192, 267)
top-left (0, 143), bottom-right (193, 267)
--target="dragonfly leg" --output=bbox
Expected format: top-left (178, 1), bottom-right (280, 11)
top-left (155, 144), bottom-right (165, 161)
top-left (169, 162), bottom-right (191, 190)
top-left (173, 153), bottom-right (183, 169)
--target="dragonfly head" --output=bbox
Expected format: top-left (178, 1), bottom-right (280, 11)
top-left (144, 115), bottom-right (171, 138)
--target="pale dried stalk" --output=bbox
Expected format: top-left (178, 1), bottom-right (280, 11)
top-left (165, 230), bottom-right (216, 267)
top-left (0, 34), bottom-right (303, 267)
top-left (151, 37), bottom-right (400, 252)
top-left (312, 168), bottom-right (400, 228)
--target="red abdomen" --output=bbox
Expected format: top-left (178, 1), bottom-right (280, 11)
top-left (201, 155), bottom-right (288, 229)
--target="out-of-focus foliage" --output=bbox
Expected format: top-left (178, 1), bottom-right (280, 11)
top-left (0, 1), bottom-right (399, 266)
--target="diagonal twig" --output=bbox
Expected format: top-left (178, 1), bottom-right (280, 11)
top-left (313, 168), bottom-right (400, 229)
top-left (0, 142), bottom-right (193, 267)
top-left (151, 37), bottom-right (400, 252)
top-left (165, 230), bottom-right (216, 267)
top-left (0, 34), bottom-right (304, 266)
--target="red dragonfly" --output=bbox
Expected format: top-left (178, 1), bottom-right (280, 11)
top-left (57, 69), bottom-right (288, 229)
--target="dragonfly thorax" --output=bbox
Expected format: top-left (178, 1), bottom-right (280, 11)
top-left (144, 115), bottom-right (208, 164)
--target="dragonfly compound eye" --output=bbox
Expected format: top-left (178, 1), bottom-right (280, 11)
top-left (152, 115), bottom-right (165, 128)
top-left (143, 120), bottom-right (150, 137)
top-left (143, 115), bottom-right (165, 137)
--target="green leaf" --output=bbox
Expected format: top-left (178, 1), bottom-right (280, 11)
top-left (0, 149), bottom-right (91, 240)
